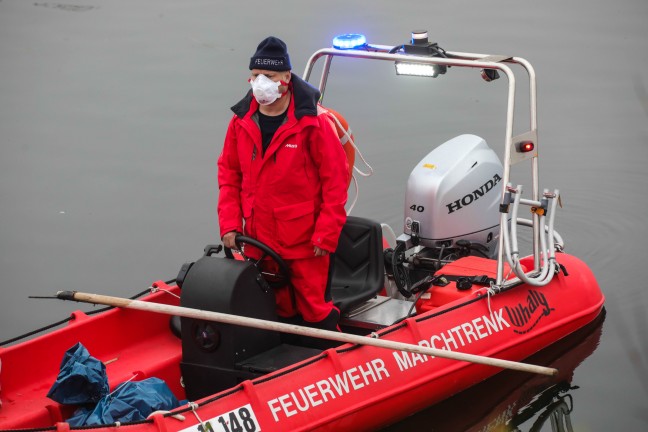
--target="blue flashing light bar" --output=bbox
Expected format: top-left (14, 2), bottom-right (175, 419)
top-left (332, 33), bottom-right (367, 50)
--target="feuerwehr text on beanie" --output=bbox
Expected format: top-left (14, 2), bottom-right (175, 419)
top-left (249, 36), bottom-right (292, 71)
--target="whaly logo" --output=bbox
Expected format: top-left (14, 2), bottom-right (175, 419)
top-left (505, 290), bottom-right (554, 334)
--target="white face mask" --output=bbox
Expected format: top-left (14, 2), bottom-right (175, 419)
top-left (250, 74), bottom-right (285, 105)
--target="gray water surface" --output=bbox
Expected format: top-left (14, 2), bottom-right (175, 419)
top-left (1, 0), bottom-right (647, 430)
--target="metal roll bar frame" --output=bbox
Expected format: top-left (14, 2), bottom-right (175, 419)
top-left (302, 42), bottom-right (559, 287)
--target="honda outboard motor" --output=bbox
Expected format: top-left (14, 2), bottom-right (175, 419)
top-left (402, 134), bottom-right (503, 256)
top-left (389, 135), bottom-right (504, 297)
top-left (178, 248), bottom-right (280, 400)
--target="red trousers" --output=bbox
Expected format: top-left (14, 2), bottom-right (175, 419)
top-left (265, 255), bottom-right (338, 324)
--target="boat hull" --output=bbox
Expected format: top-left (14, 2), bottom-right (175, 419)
top-left (0, 253), bottom-right (604, 431)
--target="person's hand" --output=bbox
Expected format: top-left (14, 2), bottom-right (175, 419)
top-left (222, 231), bottom-right (239, 249)
top-left (314, 246), bottom-right (328, 256)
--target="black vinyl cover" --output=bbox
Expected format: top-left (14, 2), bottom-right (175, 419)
top-left (331, 216), bottom-right (385, 313)
top-left (179, 257), bottom-right (281, 399)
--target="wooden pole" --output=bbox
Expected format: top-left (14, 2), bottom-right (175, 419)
top-left (57, 290), bottom-right (558, 376)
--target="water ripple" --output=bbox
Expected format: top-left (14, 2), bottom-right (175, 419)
top-left (33, 2), bottom-right (98, 12)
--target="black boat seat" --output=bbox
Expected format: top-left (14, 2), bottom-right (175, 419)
top-left (331, 216), bottom-right (385, 314)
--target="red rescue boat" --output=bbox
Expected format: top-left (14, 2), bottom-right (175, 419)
top-left (0, 31), bottom-right (605, 432)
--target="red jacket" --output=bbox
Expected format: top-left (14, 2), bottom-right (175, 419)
top-left (218, 74), bottom-right (348, 259)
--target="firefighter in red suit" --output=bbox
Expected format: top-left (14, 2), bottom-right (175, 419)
top-left (217, 36), bottom-right (348, 331)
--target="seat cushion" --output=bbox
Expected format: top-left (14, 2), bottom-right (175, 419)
top-left (331, 216), bottom-right (385, 313)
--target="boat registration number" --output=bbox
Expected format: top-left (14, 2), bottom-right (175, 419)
top-left (178, 403), bottom-right (261, 432)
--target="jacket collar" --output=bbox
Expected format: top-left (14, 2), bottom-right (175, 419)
top-left (231, 73), bottom-right (321, 120)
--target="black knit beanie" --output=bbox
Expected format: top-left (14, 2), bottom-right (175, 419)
top-left (249, 36), bottom-right (292, 71)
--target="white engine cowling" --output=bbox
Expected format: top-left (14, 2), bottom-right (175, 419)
top-left (403, 134), bottom-right (503, 255)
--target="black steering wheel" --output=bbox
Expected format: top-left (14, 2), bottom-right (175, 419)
top-left (225, 235), bottom-right (291, 289)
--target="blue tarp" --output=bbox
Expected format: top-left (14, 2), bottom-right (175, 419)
top-left (67, 377), bottom-right (181, 426)
top-left (47, 342), bottom-right (181, 426)
top-left (47, 342), bottom-right (109, 405)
